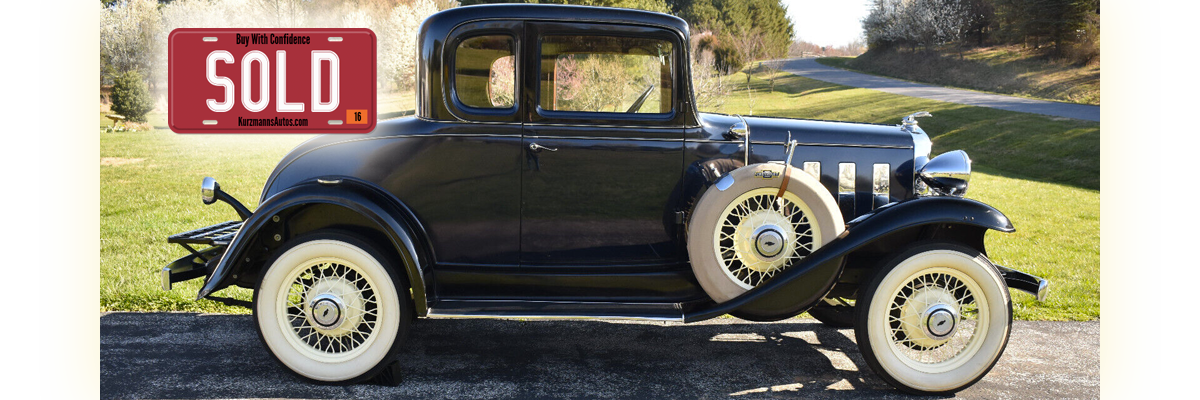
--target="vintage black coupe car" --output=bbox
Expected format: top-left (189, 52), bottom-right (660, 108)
top-left (163, 4), bottom-right (1048, 394)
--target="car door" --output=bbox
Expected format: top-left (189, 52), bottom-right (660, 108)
top-left (520, 22), bottom-right (687, 267)
top-left (424, 21), bottom-right (525, 266)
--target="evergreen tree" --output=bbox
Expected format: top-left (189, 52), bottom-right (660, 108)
top-left (111, 70), bottom-right (155, 123)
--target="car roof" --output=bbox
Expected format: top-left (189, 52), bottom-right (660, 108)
top-left (430, 4), bottom-right (689, 33)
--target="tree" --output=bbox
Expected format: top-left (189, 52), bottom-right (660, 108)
top-left (960, 0), bottom-right (995, 46)
top-left (460, 0), bottom-right (671, 13)
top-left (100, 0), bottom-right (163, 86)
top-left (863, 0), bottom-right (905, 50)
top-left (690, 43), bottom-right (728, 112)
top-left (864, 0), bottom-right (976, 52)
top-left (379, 0), bottom-right (440, 90)
top-left (110, 70), bottom-right (155, 122)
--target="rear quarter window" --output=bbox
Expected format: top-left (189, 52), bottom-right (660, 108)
top-left (454, 35), bottom-right (515, 109)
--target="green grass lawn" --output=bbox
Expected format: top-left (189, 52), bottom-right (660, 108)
top-left (101, 75), bottom-right (1098, 321)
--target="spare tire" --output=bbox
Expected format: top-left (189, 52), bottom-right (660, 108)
top-left (687, 163), bottom-right (844, 303)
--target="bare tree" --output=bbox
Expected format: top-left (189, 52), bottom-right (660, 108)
top-left (100, 0), bottom-right (163, 86)
top-left (379, 0), bottom-right (439, 90)
top-left (690, 49), bottom-right (728, 113)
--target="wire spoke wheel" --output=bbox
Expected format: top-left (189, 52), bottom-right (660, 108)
top-left (280, 258), bottom-right (380, 360)
top-left (713, 188), bottom-right (820, 290)
top-left (254, 234), bottom-right (410, 383)
top-left (884, 268), bottom-right (985, 369)
top-left (855, 243), bottom-right (1012, 394)
top-left (687, 164), bottom-right (844, 305)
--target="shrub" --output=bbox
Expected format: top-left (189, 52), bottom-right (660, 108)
top-left (110, 70), bottom-right (154, 122)
top-left (712, 42), bottom-right (743, 75)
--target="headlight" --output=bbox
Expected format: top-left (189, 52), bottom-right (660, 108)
top-left (918, 150), bottom-right (971, 196)
top-left (201, 177), bottom-right (219, 205)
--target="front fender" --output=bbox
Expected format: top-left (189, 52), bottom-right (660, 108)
top-left (197, 178), bottom-right (430, 314)
top-left (684, 196), bottom-right (1013, 322)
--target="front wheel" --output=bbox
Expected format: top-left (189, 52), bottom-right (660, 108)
top-left (855, 242), bottom-right (1012, 395)
top-left (253, 232), bottom-right (411, 383)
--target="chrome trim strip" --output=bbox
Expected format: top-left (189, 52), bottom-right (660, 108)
top-left (418, 133), bottom-right (522, 138)
top-left (686, 139), bottom-right (912, 149)
top-left (525, 122), bottom-right (699, 129)
top-left (524, 135), bottom-right (683, 142)
top-left (425, 311), bottom-right (683, 322)
top-left (421, 115), bottom-right (523, 126)
top-left (1037, 279), bottom-right (1050, 302)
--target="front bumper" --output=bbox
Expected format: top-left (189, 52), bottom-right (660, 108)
top-left (161, 221), bottom-right (242, 291)
top-left (996, 264), bottom-right (1050, 301)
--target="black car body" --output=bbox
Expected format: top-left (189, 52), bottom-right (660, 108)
top-left (163, 4), bottom-right (1048, 394)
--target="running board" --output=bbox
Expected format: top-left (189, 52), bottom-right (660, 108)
top-left (425, 299), bottom-right (689, 322)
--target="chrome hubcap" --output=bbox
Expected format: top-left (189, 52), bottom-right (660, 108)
top-left (923, 304), bottom-right (959, 339)
top-left (283, 260), bottom-right (379, 356)
top-left (753, 226), bottom-right (785, 258)
top-left (308, 293), bottom-right (346, 329)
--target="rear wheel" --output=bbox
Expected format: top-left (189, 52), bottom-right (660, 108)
top-left (253, 232), bottom-right (411, 383)
top-left (855, 242), bottom-right (1011, 394)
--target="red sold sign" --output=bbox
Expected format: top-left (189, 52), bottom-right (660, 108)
top-left (168, 28), bottom-right (376, 133)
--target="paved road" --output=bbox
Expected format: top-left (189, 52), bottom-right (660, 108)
top-left (770, 58), bottom-right (1100, 122)
top-left (101, 313), bottom-right (1098, 399)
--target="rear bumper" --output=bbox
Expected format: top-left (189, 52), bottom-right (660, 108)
top-left (162, 220), bottom-right (242, 291)
top-left (996, 264), bottom-right (1049, 301)
top-left (161, 246), bottom-right (223, 291)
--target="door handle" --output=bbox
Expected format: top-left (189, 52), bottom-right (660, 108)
top-left (529, 143), bottom-right (558, 152)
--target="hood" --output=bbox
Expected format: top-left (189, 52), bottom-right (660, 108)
top-left (697, 113), bottom-right (919, 149)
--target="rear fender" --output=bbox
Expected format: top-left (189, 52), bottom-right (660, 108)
top-left (197, 178), bottom-right (431, 315)
top-left (684, 196), bottom-right (1013, 322)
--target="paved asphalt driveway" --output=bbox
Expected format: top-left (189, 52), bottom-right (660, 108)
top-left (770, 58), bottom-right (1100, 122)
top-left (101, 313), bottom-right (1097, 399)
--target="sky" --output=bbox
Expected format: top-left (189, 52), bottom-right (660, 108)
top-left (781, 0), bottom-right (872, 47)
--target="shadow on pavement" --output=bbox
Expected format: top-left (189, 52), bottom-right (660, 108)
top-left (101, 313), bottom-right (900, 399)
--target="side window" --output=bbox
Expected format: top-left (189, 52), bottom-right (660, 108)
top-left (539, 35), bottom-right (673, 114)
top-left (454, 35), bottom-right (515, 109)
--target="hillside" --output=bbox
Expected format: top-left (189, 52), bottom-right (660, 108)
top-left (819, 46), bottom-right (1099, 105)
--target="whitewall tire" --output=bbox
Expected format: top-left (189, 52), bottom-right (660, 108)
top-left (253, 233), bottom-right (411, 383)
top-left (855, 242), bottom-right (1012, 394)
top-left (687, 164), bottom-right (844, 303)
